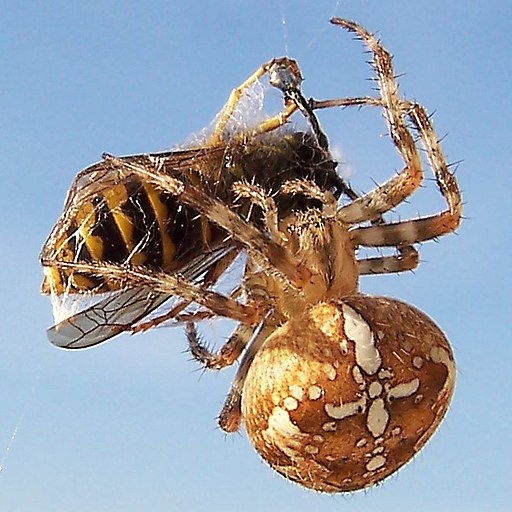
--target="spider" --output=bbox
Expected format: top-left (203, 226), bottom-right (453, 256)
top-left (46, 18), bottom-right (462, 492)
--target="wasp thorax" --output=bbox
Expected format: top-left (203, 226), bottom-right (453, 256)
top-left (241, 296), bottom-right (455, 492)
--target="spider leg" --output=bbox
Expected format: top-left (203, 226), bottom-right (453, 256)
top-left (280, 179), bottom-right (338, 216)
top-left (331, 18), bottom-right (421, 170)
top-left (101, 154), bottom-right (311, 291)
top-left (51, 260), bottom-right (262, 325)
top-left (218, 319), bottom-right (275, 433)
top-left (306, 30), bottom-right (424, 273)
top-left (312, 21), bottom-right (423, 224)
top-left (318, 18), bottom-right (462, 248)
top-left (131, 297), bottom-right (192, 334)
top-left (350, 102), bottom-right (463, 247)
top-left (406, 102), bottom-right (462, 236)
top-left (332, 115), bottom-right (462, 246)
top-left (179, 253), bottom-right (257, 369)
top-left (231, 181), bottom-right (286, 245)
top-left (276, 179), bottom-right (419, 274)
top-left (337, 162), bottom-right (423, 225)
top-left (311, 96), bottom-right (381, 110)
top-left (132, 247), bottom-right (240, 333)
top-left (357, 245), bottom-right (419, 275)
top-left (173, 310), bottom-right (218, 323)
top-left (186, 322), bottom-right (256, 370)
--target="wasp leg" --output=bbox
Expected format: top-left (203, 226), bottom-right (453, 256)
top-left (209, 58), bottom-right (302, 145)
top-left (202, 56), bottom-right (358, 204)
top-left (266, 60), bottom-right (361, 203)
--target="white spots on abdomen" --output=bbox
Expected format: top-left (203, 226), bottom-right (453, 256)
top-left (367, 398), bottom-right (390, 437)
top-left (308, 385), bottom-right (323, 400)
top-left (325, 396), bottom-right (367, 420)
top-left (387, 378), bottom-right (420, 402)
top-left (368, 381), bottom-right (383, 398)
top-left (366, 454), bottom-right (387, 472)
top-left (342, 304), bottom-right (381, 375)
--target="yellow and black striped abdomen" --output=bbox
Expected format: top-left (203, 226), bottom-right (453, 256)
top-left (42, 132), bottom-right (345, 296)
top-left (43, 176), bottom-right (220, 295)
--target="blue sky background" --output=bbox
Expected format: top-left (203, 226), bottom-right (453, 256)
top-left (1, 1), bottom-right (510, 510)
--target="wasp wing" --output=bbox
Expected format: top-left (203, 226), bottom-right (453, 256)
top-left (47, 287), bottom-right (171, 349)
top-left (47, 246), bottom-right (233, 349)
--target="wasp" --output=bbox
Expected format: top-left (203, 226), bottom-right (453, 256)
top-left (41, 57), bottom-right (353, 348)
top-left (41, 18), bottom-right (462, 493)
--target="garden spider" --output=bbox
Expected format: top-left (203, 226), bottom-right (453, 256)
top-left (42, 18), bottom-right (462, 492)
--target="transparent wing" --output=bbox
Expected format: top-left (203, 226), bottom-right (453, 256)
top-left (48, 287), bottom-right (171, 349)
top-left (47, 246), bottom-right (232, 349)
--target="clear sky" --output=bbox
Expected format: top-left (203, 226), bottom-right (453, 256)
top-left (0, 1), bottom-right (510, 511)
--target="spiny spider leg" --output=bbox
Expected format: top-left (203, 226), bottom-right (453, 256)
top-left (132, 247), bottom-right (240, 333)
top-left (173, 310), bottom-right (218, 323)
top-left (231, 181), bottom-right (287, 245)
top-left (131, 298), bottom-right (191, 334)
top-left (305, 18), bottom-right (461, 269)
top-left (280, 179), bottom-right (338, 216)
top-left (183, 256), bottom-right (257, 367)
top-left (318, 19), bottom-right (424, 225)
top-left (406, 102), bottom-right (462, 234)
top-left (217, 319), bottom-right (275, 433)
top-left (333, 18), bottom-right (461, 246)
top-left (187, 322), bottom-right (256, 370)
top-left (100, 154), bottom-right (311, 290)
top-left (279, 179), bottom-right (418, 275)
top-left (350, 105), bottom-right (463, 246)
top-left (357, 245), bottom-right (419, 275)
top-left (49, 260), bottom-right (262, 325)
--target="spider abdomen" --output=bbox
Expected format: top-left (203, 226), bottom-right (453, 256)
top-left (242, 296), bottom-right (455, 492)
